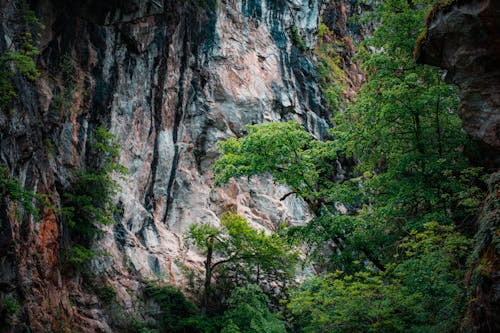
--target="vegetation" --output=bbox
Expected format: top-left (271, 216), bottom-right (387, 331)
top-left (314, 20), bottom-right (348, 110)
top-left (144, 284), bottom-right (202, 333)
top-left (0, 0), bottom-right (487, 332)
top-left (288, 222), bottom-right (471, 332)
top-left (62, 125), bottom-right (126, 266)
top-left (0, 296), bottom-right (20, 321)
top-left (220, 285), bottom-right (286, 333)
top-left (210, 0), bottom-right (485, 332)
top-left (0, 165), bottom-right (43, 219)
top-left (188, 212), bottom-right (299, 313)
top-left (0, 1), bottom-right (43, 107)
top-left (290, 26), bottom-right (307, 52)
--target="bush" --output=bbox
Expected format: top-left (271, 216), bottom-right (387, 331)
top-left (0, 165), bottom-right (43, 219)
top-left (221, 285), bottom-right (286, 333)
top-left (0, 1), bottom-right (43, 107)
top-left (144, 284), bottom-right (210, 333)
top-left (290, 26), bottom-right (307, 51)
top-left (0, 296), bottom-right (20, 327)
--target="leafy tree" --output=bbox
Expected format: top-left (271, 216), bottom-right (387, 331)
top-left (213, 0), bottom-right (482, 273)
top-left (287, 222), bottom-right (471, 333)
top-left (328, 0), bottom-right (484, 269)
top-left (391, 222), bottom-right (471, 332)
top-left (214, 121), bottom-right (342, 218)
top-left (213, 121), bottom-right (386, 271)
top-left (144, 284), bottom-right (202, 333)
top-left (288, 271), bottom-right (421, 333)
top-left (212, 1), bottom-right (484, 331)
top-left (188, 212), bottom-right (298, 313)
top-left (221, 285), bottom-right (286, 333)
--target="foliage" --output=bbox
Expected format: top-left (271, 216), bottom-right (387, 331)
top-left (66, 244), bottom-right (98, 265)
top-left (212, 0), bottom-right (485, 331)
top-left (214, 121), bottom-right (336, 210)
top-left (288, 223), bottom-right (471, 333)
top-left (0, 296), bottom-right (20, 327)
top-left (62, 126), bottom-right (126, 266)
top-left (467, 172), bottom-right (500, 312)
top-left (392, 222), bottom-right (471, 331)
top-left (221, 285), bottom-right (286, 333)
top-left (49, 53), bottom-right (76, 120)
top-left (144, 284), bottom-right (216, 333)
top-left (290, 26), bottom-right (307, 52)
top-left (0, 165), bottom-right (42, 219)
top-left (329, 0), bottom-right (484, 269)
top-left (314, 19), bottom-right (348, 111)
top-left (188, 213), bottom-right (299, 311)
top-left (288, 271), bottom-right (420, 333)
top-left (95, 283), bottom-right (117, 305)
top-left (317, 21), bottom-right (332, 41)
top-left (213, 121), bottom-right (387, 271)
top-left (0, 1), bottom-right (43, 107)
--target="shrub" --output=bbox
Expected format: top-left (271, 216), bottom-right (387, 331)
top-left (62, 126), bottom-right (126, 267)
top-left (0, 1), bottom-right (43, 107)
top-left (291, 26), bottom-right (307, 52)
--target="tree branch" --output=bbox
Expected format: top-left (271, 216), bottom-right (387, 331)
top-left (280, 191), bottom-right (297, 201)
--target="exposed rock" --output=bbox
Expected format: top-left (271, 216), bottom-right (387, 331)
top-left (0, 0), bottom-right (326, 330)
top-left (319, 0), bottom-right (368, 102)
top-left (416, 0), bottom-right (500, 167)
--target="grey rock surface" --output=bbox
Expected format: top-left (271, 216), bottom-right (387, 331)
top-left (417, 0), bottom-right (500, 167)
top-left (0, 0), bottom-right (325, 330)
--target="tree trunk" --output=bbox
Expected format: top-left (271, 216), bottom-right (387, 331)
top-left (202, 236), bottom-right (214, 314)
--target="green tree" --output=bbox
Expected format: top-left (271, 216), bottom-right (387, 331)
top-left (288, 271), bottom-right (420, 333)
top-left (144, 284), bottom-right (201, 333)
top-left (391, 222), bottom-right (471, 331)
top-left (212, 1), bottom-right (483, 331)
top-left (221, 285), bottom-right (286, 333)
top-left (213, 0), bottom-right (482, 273)
top-left (287, 222), bottom-right (471, 333)
top-left (329, 0), bottom-right (483, 269)
top-left (213, 121), bottom-right (386, 271)
top-left (188, 213), bottom-right (298, 313)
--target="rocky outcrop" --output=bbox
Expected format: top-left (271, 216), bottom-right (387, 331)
top-left (416, 0), bottom-right (500, 168)
top-left (417, 1), bottom-right (500, 331)
top-left (0, 0), bottom-right (327, 331)
top-left (320, 0), bottom-right (368, 101)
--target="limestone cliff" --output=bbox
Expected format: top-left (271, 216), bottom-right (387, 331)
top-left (0, 0), bottom-right (337, 331)
top-left (417, 0), bottom-right (500, 331)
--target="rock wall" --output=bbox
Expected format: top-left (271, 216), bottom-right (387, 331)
top-left (417, 0), bottom-right (500, 168)
top-left (417, 0), bottom-right (500, 331)
top-left (0, 0), bottom-right (330, 331)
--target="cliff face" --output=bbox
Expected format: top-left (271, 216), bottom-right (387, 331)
top-left (417, 0), bottom-right (500, 331)
top-left (0, 0), bottom-right (330, 331)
